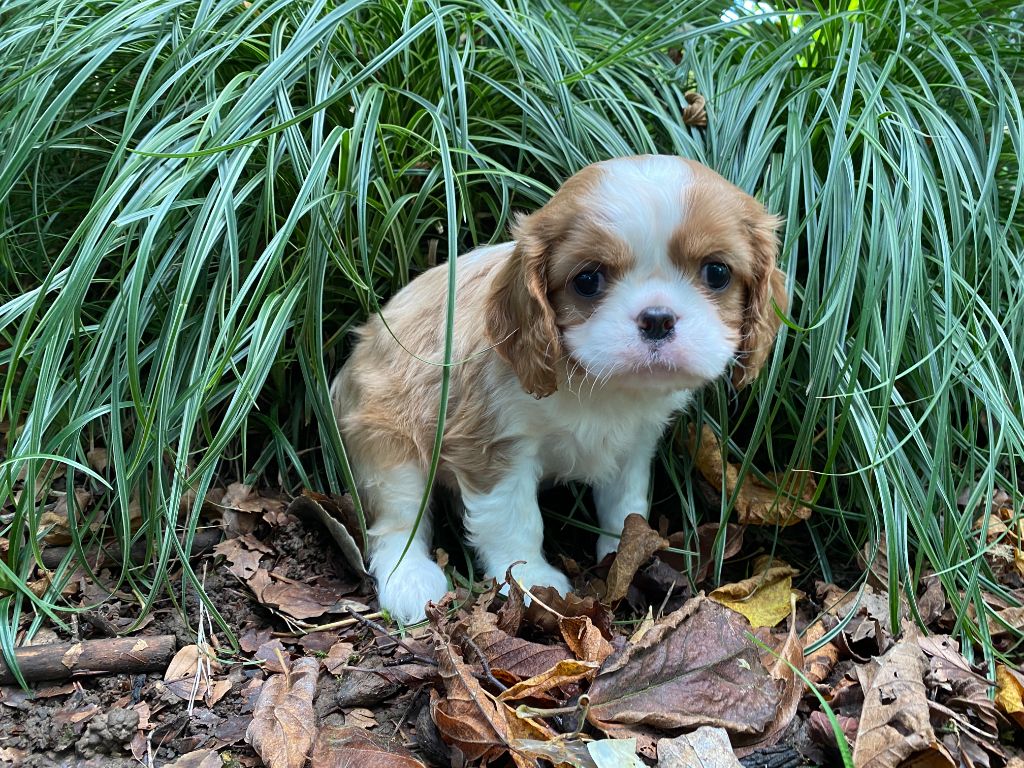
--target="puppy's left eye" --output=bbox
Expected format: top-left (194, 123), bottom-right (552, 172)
top-left (701, 262), bottom-right (731, 292)
top-left (572, 270), bottom-right (606, 298)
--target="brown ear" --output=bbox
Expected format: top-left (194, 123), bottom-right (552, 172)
top-left (486, 213), bottom-right (561, 398)
top-left (732, 211), bottom-right (787, 389)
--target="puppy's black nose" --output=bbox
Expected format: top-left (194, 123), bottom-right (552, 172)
top-left (638, 307), bottom-right (676, 341)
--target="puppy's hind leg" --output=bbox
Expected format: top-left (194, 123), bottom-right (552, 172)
top-left (359, 462), bottom-right (449, 624)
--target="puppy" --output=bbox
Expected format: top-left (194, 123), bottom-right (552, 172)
top-left (331, 155), bottom-right (787, 623)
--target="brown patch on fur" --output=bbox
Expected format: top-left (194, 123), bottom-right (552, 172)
top-left (485, 165), bottom-right (605, 398)
top-left (674, 161), bottom-right (786, 388)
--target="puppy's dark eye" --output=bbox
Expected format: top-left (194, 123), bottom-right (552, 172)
top-left (701, 262), bottom-right (731, 291)
top-left (572, 270), bottom-right (606, 298)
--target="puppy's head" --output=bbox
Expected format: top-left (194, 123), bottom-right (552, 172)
top-left (487, 155), bottom-right (787, 397)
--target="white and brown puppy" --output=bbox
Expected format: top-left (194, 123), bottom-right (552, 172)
top-left (331, 155), bottom-right (787, 623)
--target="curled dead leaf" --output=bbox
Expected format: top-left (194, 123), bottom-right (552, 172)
top-left (310, 725), bottom-right (425, 768)
top-left (605, 514), bottom-right (669, 603)
top-left (709, 556), bottom-right (802, 628)
top-left (996, 665), bottom-right (1024, 729)
top-left (685, 424), bottom-right (814, 526)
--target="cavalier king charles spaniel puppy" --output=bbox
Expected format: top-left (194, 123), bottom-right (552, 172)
top-left (331, 155), bottom-right (787, 623)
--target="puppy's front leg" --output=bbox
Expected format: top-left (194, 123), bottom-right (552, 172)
top-left (593, 441), bottom-right (656, 561)
top-left (460, 459), bottom-right (572, 597)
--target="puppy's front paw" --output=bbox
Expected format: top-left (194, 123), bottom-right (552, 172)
top-left (595, 534), bottom-right (620, 562)
top-left (373, 556), bottom-right (448, 625)
top-left (507, 560), bottom-right (572, 598)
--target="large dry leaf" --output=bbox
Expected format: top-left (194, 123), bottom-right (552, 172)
top-left (709, 556), bottom-right (801, 628)
top-left (657, 727), bottom-right (743, 768)
top-left (852, 639), bottom-right (954, 768)
top-left (310, 725), bottom-right (425, 768)
top-left (429, 637), bottom-right (509, 764)
top-left (686, 424), bottom-right (814, 526)
top-left (605, 514), bottom-right (669, 603)
top-left (587, 595), bottom-right (780, 735)
top-left (459, 605), bottom-right (572, 680)
top-left (245, 656), bottom-right (319, 768)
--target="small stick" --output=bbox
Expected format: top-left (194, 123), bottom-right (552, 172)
top-left (346, 608), bottom-right (435, 665)
top-left (463, 636), bottom-right (507, 693)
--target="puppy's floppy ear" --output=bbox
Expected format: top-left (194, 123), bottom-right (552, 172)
top-left (486, 211), bottom-right (562, 398)
top-left (732, 206), bottom-right (788, 389)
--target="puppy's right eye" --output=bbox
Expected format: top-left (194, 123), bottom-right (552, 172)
top-left (572, 270), bottom-right (605, 298)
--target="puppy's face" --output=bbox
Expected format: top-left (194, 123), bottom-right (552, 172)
top-left (488, 156), bottom-right (787, 397)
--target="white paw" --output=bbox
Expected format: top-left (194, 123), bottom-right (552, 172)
top-left (596, 534), bottom-right (620, 562)
top-left (372, 556), bottom-right (448, 625)
top-left (506, 559), bottom-right (572, 598)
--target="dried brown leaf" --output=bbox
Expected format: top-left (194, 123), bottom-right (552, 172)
top-left (587, 595), bottom-right (780, 735)
top-left (430, 638), bottom-right (509, 763)
top-left (852, 639), bottom-right (954, 768)
top-left (560, 615), bottom-right (614, 664)
top-left (497, 659), bottom-right (599, 703)
top-left (245, 656), bottom-right (319, 768)
top-left (214, 537), bottom-right (266, 580)
top-left (254, 572), bottom-right (369, 620)
top-left (508, 738), bottom-right (598, 768)
top-left (460, 605), bottom-right (572, 680)
top-left (165, 749), bottom-right (222, 768)
top-left (310, 725), bottom-right (425, 768)
top-left (523, 585), bottom-right (613, 640)
top-left (686, 424), bottom-right (814, 526)
top-left (605, 514), bottom-right (669, 603)
top-left (322, 642), bottom-right (356, 675)
top-left (803, 618), bottom-right (840, 685)
top-left (657, 726), bottom-right (742, 767)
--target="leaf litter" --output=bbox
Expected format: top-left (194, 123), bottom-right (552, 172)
top-left (4, 459), bottom-right (1024, 768)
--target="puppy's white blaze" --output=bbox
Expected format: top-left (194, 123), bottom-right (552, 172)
top-left (565, 277), bottom-right (735, 385)
top-left (592, 155), bottom-right (692, 262)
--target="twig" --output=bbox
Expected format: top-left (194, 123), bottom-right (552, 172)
top-left (463, 636), bottom-right (507, 693)
top-left (346, 608), bottom-right (434, 664)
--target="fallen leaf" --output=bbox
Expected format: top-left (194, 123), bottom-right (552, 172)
top-left (657, 726), bottom-right (743, 767)
top-left (214, 537), bottom-right (266, 580)
top-left (803, 618), bottom-right (840, 684)
top-left (709, 556), bottom-right (801, 628)
top-left (164, 643), bottom-right (225, 705)
top-left (852, 639), bottom-right (955, 767)
top-left (497, 660), bottom-right (599, 703)
top-left (288, 492), bottom-right (368, 577)
top-left (459, 605), bottom-right (572, 680)
top-left (254, 639), bottom-right (290, 673)
top-left (165, 749), bottom-right (222, 768)
top-left (322, 642), bottom-right (356, 675)
top-left (560, 615), bottom-right (614, 664)
top-left (429, 637), bottom-right (509, 763)
top-left (310, 725), bottom-right (425, 768)
top-left (686, 424), bottom-right (814, 526)
top-left (251, 570), bottom-right (369, 620)
top-left (605, 514), bottom-right (669, 603)
top-left (588, 738), bottom-right (646, 767)
top-left (245, 656), bottom-right (319, 768)
top-left (345, 707), bottom-right (378, 729)
top-left (807, 710), bottom-right (858, 757)
top-left (39, 488), bottom-right (94, 544)
top-left (587, 595), bottom-right (780, 736)
top-left (995, 665), bottom-right (1024, 729)
top-left (523, 586), bottom-right (613, 641)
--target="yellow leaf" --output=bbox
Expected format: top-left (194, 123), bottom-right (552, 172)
top-left (708, 556), bottom-right (802, 628)
top-left (995, 664), bottom-right (1024, 729)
